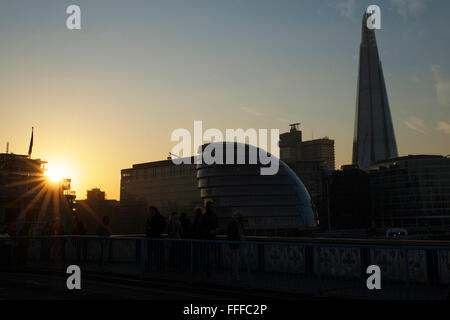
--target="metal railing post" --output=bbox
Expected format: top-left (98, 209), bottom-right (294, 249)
top-left (403, 248), bottom-right (410, 299)
top-left (101, 238), bottom-right (106, 266)
top-left (436, 249), bottom-right (441, 287)
top-left (190, 241), bottom-right (194, 277)
top-left (316, 246), bottom-right (322, 296)
top-left (10, 242), bottom-right (14, 265)
top-left (37, 238), bottom-right (41, 263)
top-left (66, 236), bottom-right (71, 265)
top-left (446, 250), bottom-right (450, 291)
top-left (247, 243), bottom-right (251, 288)
top-left (140, 239), bottom-right (146, 278)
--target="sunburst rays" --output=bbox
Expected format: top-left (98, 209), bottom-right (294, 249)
top-left (1, 157), bottom-right (106, 236)
top-left (2, 173), bottom-right (74, 232)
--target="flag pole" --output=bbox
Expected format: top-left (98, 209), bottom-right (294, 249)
top-left (28, 127), bottom-right (34, 158)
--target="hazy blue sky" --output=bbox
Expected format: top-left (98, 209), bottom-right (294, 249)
top-left (1, 0), bottom-right (449, 199)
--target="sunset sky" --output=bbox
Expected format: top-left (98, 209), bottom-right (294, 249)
top-left (1, 0), bottom-right (449, 200)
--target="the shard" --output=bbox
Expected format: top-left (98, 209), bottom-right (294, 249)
top-left (352, 13), bottom-right (398, 168)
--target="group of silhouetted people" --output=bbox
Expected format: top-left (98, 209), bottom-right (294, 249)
top-left (1, 201), bottom-right (247, 281)
top-left (142, 201), bottom-right (246, 281)
top-left (143, 201), bottom-right (220, 272)
top-left (145, 201), bottom-right (220, 241)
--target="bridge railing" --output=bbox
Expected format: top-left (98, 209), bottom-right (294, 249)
top-left (0, 236), bottom-right (449, 299)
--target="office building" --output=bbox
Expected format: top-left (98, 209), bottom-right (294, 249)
top-left (279, 124), bottom-right (334, 215)
top-left (76, 188), bottom-right (120, 234)
top-left (352, 12), bottom-right (398, 168)
top-left (279, 124), bottom-right (335, 172)
top-left (327, 165), bottom-right (371, 230)
top-left (369, 155), bottom-right (450, 228)
top-left (120, 158), bottom-right (201, 215)
top-left (279, 123), bottom-right (302, 164)
top-left (301, 138), bottom-right (335, 172)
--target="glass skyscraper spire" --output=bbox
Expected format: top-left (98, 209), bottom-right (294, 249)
top-left (352, 13), bottom-right (398, 168)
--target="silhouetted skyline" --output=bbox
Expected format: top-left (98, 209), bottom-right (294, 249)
top-left (1, 0), bottom-right (449, 199)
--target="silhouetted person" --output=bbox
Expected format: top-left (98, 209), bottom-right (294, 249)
top-left (179, 212), bottom-right (192, 239)
top-left (168, 212), bottom-right (183, 269)
top-left (145, 206), bottom-right (166, 238)
top-left (96, 216), bottom-right (111, 237)
top-left (199, 201), bottom-right (218, 240)
top-left (168, 212), bottom-right (182, 239)
top-left (73, 218), bottom-right (86, 235)
top-left (178, 212), bottom-right (191, 270)
top-left (199, 201), bottom-right (219, 277)
top-left (191, 207), bottom-right (203, 272)
top-left (227, 210), bottom-right (246, 282)
top-left (145, 206), bottom-right (166, 272)
top-left (192, 208), bottom-right (203, 239)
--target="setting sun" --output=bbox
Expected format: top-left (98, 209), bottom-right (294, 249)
top-left (45, 166), bottom-right (66, 183)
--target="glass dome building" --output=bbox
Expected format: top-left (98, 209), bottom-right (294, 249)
top-left (196, 142), bottom-right (318, 236)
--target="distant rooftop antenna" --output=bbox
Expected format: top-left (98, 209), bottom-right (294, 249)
top-left (6, 142), bottom-right (9, 154)
top-left (289, 123), bottom-right (300, 132)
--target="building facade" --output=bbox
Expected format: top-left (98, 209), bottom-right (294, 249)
top-left (279, 125), bottom-right (335, 173)
top-left (301, 138), bottom-right (335, 172)
top-left (278, 124), bottom-right (335, 223)
top-left (352, 12), bottom-right (398, 168)
top-left (120, 158), bottom-right (202, 215)
top-left (327, 165), bottom-right (371, 230)
top-left (369, 155), bottom-right (450, 228)
top-left (0, 153), bottom-right (75, 234)
top-left (76, 188), bottom-right (120, 234)
top-left (288, 160), bottom-right (325, 201)
top-left (279, 123), bottom-right (302, 164)
top-left (196, 142), bottom-right (318, 236)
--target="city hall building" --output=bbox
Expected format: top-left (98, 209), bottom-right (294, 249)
top-left (120, 143), bottom-right (319, 236)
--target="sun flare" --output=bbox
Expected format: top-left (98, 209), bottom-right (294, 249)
top-left (45, 166), bottom-right (66, 183)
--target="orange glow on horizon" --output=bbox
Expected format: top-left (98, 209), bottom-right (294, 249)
top-left (44, 162), bottom-right (72, 183)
